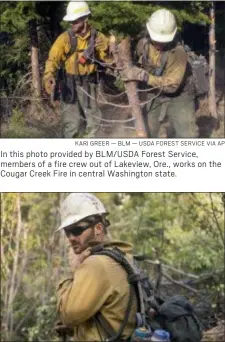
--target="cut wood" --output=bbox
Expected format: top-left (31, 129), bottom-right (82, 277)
top-left (118, 38), bottom-right (147, 137)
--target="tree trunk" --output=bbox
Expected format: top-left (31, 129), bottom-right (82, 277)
top-left (12, 222), bottom-right (28, 302)
top-left (5, 194), bottom-right (23, 337)
top-left (208, 2), bottom-right (218, 119)
top-left (29, 19), bottom-right (41, 97)
top-left (118, 38), bottom-right (147, 138)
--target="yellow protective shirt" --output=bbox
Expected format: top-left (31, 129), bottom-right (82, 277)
top-left (43, 28), bottom-right (111, 79)
top-left (137, 40), bottom-right (189, 94)
top-left (57, 241), bottom-right (137, 341)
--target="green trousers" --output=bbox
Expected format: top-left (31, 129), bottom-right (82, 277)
top-left (144, 92), bottom-right (198, 138)
top-left (60, 83), bottom-right (102, 138)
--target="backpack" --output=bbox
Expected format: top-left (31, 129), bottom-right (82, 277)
top-left (91, 245), bottom-right (203, 342)
top-left (183, 44), bottom-right (209, 96)
top-left (139, 38), bottom-right (209, 96)
top-left (150, 296), bottom-right (203, 342)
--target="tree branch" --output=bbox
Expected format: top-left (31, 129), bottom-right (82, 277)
top-left (162, 272), bottom-right (200, 295)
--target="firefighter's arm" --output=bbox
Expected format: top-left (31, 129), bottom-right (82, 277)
top-left (147, 46), bottom-right (187, 94)
top-left (95, 32), bottom-right (113, 63)
top-left (43, 32), bottom-right (69, 82)
top-left (57, 256), bottom-right (111, 327)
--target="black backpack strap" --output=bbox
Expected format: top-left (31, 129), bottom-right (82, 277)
top-left (160, 50), bottom-right (169, 75)
top-left (82, 27), bottom-right (98, 62)
top-left (66, 28), bottom-right (77, 59)
top-left (90, 27), bottom-right (98, 41)
top-left (91, 246), bottom-right (138, 342)
top-left (152, 50), bottom-right (169, 77)
top-left (94, 286), bottom-right (135, 342)
top-left (94, 312), bottom-right (116, 340)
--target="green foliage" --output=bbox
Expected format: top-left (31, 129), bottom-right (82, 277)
top-left (23, 297), bottom-right (58, 342)
top-left (1, 193), bottom-right (224, 340)
top-left (96, 193), bottom-right (224, 269)
top-left (0, 2), bottom-right (39, 93)
top-left (1, 193), bottom-right (61, 341)
top-left (2, 109), bottom-right (44, 138)
top-left (89, 1), bottom-right (209, 36)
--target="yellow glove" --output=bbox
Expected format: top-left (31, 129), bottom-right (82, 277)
top-left (121, 66), bottom-right (149, 82)
top-left (43, 76), bottom-right (56, 95)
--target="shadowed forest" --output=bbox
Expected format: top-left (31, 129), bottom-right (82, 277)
top-left (0, 1), bottom-right (225, 138)
top-left (1, 192), bottom-right (224, 341)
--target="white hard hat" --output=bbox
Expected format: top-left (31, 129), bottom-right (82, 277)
top-left (56, 193), bottom-right (108, 231)
top-left (146, 9), bottom-right (177, 43)
top-left (63, 1), bottom-right (91, 22)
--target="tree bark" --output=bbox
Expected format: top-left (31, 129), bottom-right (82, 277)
top-left (29, 19), bottom-right (41, 97)
top-left (5, 194), bottom-right (23, 337)
top-left (208, 2), bottom-right (218, 119)
top-left (118, 38), bottom-right (147, 137)
top-left (12, 223), bottom-right (28, 302)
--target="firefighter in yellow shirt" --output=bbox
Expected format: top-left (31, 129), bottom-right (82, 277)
top-left (54, 193), bottom-right (137, 341)
top-left (43, 1), bottom-right (112, 138)
top-left (122, 9), bottom-right (198, 138)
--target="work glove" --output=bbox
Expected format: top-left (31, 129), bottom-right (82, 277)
top-left (121, 66), bottom-right (149, 83)
top-left (43, 76), bottom-right (56, 95)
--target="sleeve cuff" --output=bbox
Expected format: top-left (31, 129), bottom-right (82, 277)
top-left (147, 73), bottom-right (154, 86)
top-left (57, 278), bottom-right (73, 291)
top-left (43, 72), bottom-right (54, 81)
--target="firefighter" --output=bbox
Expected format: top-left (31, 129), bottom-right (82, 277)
top-left (55, 193), bottom-right (137, 341)
top-left (121, 9), bottom-right (198, 138)
top-left (43, 1), bottom-right (113, 138)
